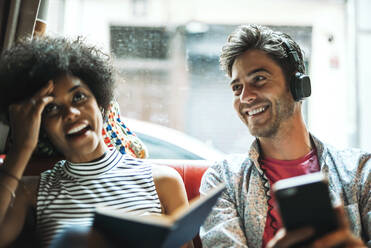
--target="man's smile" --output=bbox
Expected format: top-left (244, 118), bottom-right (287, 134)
top-left (241, 104), bottom-right (270, 119)
top-left (246, 105), bottom-right (269, 116)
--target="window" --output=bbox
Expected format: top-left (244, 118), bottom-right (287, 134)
top-left (45, 0), bottom-right (356, 152)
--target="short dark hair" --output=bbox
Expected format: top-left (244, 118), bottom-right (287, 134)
top-left (220, 24), bottom-right (305, 83)
top-left (0, 36), bottom-right (115, 117)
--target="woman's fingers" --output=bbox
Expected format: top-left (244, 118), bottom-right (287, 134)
top-left (30, 80), bottom-right (54, 111)
top-left (33, 96), bottom-right (54, 116)
top-left (9, 80), bottom-right (54, 113)
top-left (7, 81), bottom-right (55, 152)
top-left (33, 80), bottom-right (54, 99)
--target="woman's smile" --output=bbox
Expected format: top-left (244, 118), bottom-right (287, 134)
top-left (65, 123), bottom-right (92, 141)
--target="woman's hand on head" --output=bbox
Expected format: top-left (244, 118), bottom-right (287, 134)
top-left (8, 80), bottom-right (54, 153)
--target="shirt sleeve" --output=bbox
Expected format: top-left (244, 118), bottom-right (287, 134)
top-left (359, 156), bottom-right (371, 247)
top-left (199, 161), bottom-right (248, 248)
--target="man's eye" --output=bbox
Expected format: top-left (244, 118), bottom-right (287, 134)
top-left (232, 84), bottom-right (242, 91)
top-left (43, 103), bottom-right (59, 116)
top-left (253, 75), bottom-right (266, 83)
top-left (232, 84), bottom-right (243, 95)
top-left (73, 92), bottom-right (87, 103)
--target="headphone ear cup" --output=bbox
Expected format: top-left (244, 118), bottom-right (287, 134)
top-left (290, 72), bottom-right (311, 101)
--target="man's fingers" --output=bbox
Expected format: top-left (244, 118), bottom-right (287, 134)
top-left (266, 229), bottom-right (286, 248)
top-left (267, 227), bottom-right (314, 248)
top-left (310, 229), bottom-right (352, 248)
top-left (280, 227), bottom-right (314, 247)
top-left (333, 205), bottom-right (349, 229)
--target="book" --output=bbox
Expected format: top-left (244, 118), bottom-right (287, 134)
top-left (93, 183), bottom-right (226, 248)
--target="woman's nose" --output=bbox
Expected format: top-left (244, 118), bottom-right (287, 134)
top-left (63, 106), bottom-right (80, 122)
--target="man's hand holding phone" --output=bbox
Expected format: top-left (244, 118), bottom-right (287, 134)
top-left (267, 206), bottom-right (365, 248)
top-left (266, 172), bottom-right (366, 248)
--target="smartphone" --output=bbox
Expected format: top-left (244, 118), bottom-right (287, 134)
top-left (273, 172), bottom-right (338, 243)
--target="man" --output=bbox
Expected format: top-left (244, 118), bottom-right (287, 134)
top-left (200, 24), bottom-right (370, 248)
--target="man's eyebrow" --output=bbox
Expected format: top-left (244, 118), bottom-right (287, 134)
top-left (68, 85), bottom-right (81, 92)
top-left (229, 78), bottom-right (239, 85)
top-left (229, 68), bottom-right (270, 85)
top-left (247, 68), bottom-right (270, 76)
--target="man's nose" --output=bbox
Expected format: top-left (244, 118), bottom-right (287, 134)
top-left (240, 85), bottom-right (256, 104)
top-left (63, 106), bottom-right (81, 122)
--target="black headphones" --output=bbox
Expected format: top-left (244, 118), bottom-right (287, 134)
top-left (281, 40), bottom-right (311, 101)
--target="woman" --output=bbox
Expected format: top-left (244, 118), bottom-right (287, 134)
top-left (0, 37), bottom-right (189, 247)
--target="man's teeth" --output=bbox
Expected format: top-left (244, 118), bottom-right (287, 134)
top-left (248, 107), bottom-right (266, 116)
top-left (67, 124), bottom-right (88, 135)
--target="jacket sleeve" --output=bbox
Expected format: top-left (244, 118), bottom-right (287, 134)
top-left (199, 161), bottom-right (248, 248)
top-left (359, 156), bottom-right (371, 247)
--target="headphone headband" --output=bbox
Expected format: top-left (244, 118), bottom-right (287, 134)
top-left (281, 39), bottom-right (301, 68)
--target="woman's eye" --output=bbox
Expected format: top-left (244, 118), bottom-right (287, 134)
top-left (73, 92), bottom-right (87, 103)
top-left (43, 103), bottom-right (59, 116)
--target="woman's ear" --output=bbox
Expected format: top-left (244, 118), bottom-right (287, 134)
top-left (100, 106), bottom-right (107, 121)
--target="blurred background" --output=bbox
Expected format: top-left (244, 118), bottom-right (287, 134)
top-left (6, 0), bottom-right (371, 155)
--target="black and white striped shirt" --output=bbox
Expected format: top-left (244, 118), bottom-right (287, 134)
top-left (36, 148), bottom-right (162, 246)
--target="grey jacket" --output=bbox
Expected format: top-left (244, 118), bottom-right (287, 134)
top-left (200, 135), bottom-right (371, 248)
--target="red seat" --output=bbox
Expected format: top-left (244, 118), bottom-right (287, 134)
top-left (147, 159), bottom-right (210, 201)
top-left (0, 155), bottom-right (210, 248)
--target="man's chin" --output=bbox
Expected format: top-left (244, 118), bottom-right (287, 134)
top-left (248, 124), bottom-right (278, 138)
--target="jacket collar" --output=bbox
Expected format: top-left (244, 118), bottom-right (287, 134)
top-left (248, 133), bottom-right (328, 172)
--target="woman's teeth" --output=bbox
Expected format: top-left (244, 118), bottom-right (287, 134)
top-left (67, 124), bottom-right (89, 135)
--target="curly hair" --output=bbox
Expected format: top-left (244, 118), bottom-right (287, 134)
top-left (0, 36), bottom-right (115, 117)
top-left (220, 24), bottom-right (305, 84)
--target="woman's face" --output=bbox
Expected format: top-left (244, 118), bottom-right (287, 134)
top-left (42, 74), bottom-right (107, 162)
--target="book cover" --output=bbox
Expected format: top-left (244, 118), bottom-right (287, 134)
top-left (93, 183), bottom-right (225, 248)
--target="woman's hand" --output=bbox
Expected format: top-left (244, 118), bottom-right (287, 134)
top-left (8, 80), bottom-right (54, 153)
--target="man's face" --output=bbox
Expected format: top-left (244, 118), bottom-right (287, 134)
top-left (230, 49), bottom-right (295, 138)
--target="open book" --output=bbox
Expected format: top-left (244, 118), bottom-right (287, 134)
top-left (93, 183), bottom-right (225, 248)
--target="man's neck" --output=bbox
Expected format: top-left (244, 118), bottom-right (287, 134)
top-left (258, 114), bottom-right (312, 161)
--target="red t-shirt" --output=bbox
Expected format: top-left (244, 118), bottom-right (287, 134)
top-left (260, 150), bottom-right (320, 248)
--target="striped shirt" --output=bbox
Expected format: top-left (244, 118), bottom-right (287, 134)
top-left (36, 148), bottom-right (162, 246)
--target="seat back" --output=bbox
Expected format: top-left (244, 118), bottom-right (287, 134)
top-left (147, 159), bottom-right (210, 201)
